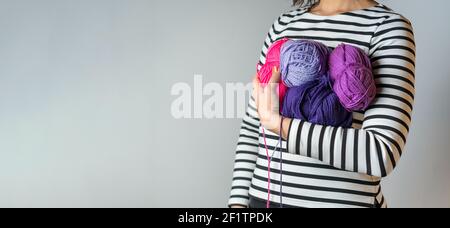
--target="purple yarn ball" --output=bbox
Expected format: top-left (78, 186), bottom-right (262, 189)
top-left (282, 74), bottom-right (353, 128)
top-left (329, 44), bottom-right (376, 111)
top-left (280, 39), bottom-right (330, 88)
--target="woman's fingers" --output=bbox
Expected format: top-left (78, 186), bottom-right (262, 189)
top-left (254, 67), bottom-right (281, 121)
top-left (258, 82), bottom-right (272, 116)
top-left (268, 67), bottom-right (281, 96)
top-left (252, 74), bottom-right (260, 92)
top-left (252, 74), bottom-right (260, 106)
top-left (254, 67), bottom-right (282, 132)
top-left (269, 66), bottom-right (281, 84)
top-left (268, 67), bottom-right (281, 114)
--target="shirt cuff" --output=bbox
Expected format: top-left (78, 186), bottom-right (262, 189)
top-left (287, 119), bottom-right (307, 155)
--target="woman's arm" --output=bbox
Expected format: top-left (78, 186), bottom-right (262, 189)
top-left (260, 15), bottom-right (416, 178)
top-left (228, 14), bottom-right (286, 208)
top-left (228, 96), bottom-right (261, 208)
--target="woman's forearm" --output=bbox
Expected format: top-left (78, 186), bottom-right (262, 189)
top-left (266, 117), bottom-right (292, 140)
top-left (282, 16), bottom-right (415, 178)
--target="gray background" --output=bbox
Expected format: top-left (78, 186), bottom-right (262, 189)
top-left (0, 0), bottom-right (448, 208)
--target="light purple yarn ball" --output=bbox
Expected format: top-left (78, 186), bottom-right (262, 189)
top-left (280, 39), bottom-right (330, 88)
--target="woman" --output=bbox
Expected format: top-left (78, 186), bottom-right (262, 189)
top-left (229, 0), bottom-right (416, 208)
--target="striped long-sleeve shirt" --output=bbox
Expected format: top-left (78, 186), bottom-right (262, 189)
top-left (229, 3), bottom-right (416, 208)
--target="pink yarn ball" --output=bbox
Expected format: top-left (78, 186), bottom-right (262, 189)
top-left (257, 38), bottom-right (290, 110)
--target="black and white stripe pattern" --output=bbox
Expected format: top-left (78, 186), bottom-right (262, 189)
top-left (229, 3), bottom-right (415, 208)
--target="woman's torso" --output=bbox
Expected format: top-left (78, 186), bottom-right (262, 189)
top-left (249, 3), bottom-right (405, 208)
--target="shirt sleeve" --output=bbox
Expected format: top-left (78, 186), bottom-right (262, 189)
top-left (285, 14), bottom-right (416, 178)
top-left (228, 14), bottom-right (285, 207)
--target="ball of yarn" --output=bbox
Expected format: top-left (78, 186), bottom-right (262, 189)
top-left (329, 44), bottom-right (376, 111)
top-left (282, 74), bottom-right (353, 128)
top-left (257, 38), bottom-right (289, 110)
top-left (280, 39), bottom-right (330, 88)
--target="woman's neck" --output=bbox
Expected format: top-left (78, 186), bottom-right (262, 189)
top-left (310, 0), bottom-right (378, 16)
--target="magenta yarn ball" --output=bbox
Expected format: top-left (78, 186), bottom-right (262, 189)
top-left (329, 44), bottom-right (377, 111)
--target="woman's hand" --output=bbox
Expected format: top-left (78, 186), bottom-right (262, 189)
top-left (254, 67), bottom-right (282, 133)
